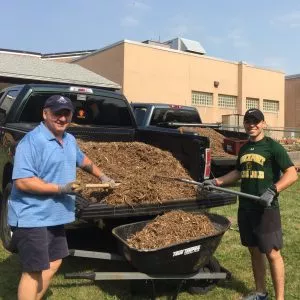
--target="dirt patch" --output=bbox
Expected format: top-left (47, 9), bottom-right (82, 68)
top-left (126, 210), bottom-right (216, 250)
top-left (76, 140), bottom-right (197, 206)
top-left (178, 127), bottom-right (234, 157)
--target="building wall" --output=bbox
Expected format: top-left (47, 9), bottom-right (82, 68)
top-left (72, 44), bottom-right (125, 88)
top-left (74, 40), bottom-right (285, 127)
top-left (123, 42), bottom-right (284, 126)
top-left (242, 66), bottom-right (285, 127)
top-left (285, 78), bottom-right (300, 128)
top-left (122, 42), bottom-right (240, 123)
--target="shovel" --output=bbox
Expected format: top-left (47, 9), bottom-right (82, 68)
top-left (155, 176), bottom-right (260, 201)
top-left (84, 183), bottom-right (121, 189)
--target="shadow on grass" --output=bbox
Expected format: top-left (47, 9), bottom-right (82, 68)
top-left (0, 252), bottom-right (20, 300)
top-left (58, 253), bottom-right (254, 300)
top-left (0, 250), bottom-right (253, 300)
top-left (58, 255), bottom-right (151, 299)
top-left (217, 274), bottom-right (252, 297)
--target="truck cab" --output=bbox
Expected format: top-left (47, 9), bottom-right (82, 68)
top-left (131, 103), bottom-right (202, 127)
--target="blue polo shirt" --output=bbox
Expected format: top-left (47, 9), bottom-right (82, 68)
top-left (8, 122), bottom-right (85, 227)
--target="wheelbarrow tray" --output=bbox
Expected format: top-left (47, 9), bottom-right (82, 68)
top-left (112, 213), bottom-right (231, 274)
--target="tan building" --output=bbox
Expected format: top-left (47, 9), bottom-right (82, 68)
top-left (0, 40), bottom-right (285, 127)
top-left (285, 75), bottom-right (300, 128)
top-left (71, 39), bottom-right (285, 127)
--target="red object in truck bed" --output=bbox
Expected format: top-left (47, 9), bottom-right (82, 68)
top-left (223, 137), bottom-right (248, 155)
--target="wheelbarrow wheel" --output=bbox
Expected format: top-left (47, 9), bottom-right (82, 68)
top-left (187, 256), bottom-right (221, 295)
top-left (0, 183), bottom-right (15, 253)
top-left (130, 279), bottom-right (156, 299)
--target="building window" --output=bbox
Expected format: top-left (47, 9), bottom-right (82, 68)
top-left (263, 99), bottom-right (279, 112)
top-left (218, 94), bottom-right (237, 108)
top-left (192, 91), bottom-right (213, 106)
top-left (246, 98), bottom-right (259, 110)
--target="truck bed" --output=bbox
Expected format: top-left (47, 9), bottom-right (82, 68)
top-left (75, 192), bottom-right (237, 219)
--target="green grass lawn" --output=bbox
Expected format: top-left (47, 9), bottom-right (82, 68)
top-left (1, 182), bottom-right (300, 300)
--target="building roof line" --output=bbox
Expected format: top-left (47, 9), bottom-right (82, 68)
top-left (0, 49), bottom-right (41, 57)
top-left (71, 39), bottom-right (284, 74)
top-left (285, 74), bottom-right (300, 79)
top-left (42, 49), bottom-right (96, 58)
top-left (0, 48), bottom-right (41, 55)
top-left (0, 48), bottom-right (97, 59)
top-left (71, 40), bottom-right (125, 62)
top-left (0, 70), bottom-right (119, 87)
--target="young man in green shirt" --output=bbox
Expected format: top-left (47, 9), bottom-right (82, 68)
top-left (204, 109), bottom-right (298, 300)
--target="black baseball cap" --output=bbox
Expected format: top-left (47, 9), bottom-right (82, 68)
top-left (44, 95), bottom-right (74, 113)
top-left (244, 108), bottom-right (264, 122)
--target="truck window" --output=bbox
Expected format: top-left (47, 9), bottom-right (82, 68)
top-left (132, 107), bottom-right (147, 126)
top-left (0, 90), bottom-right (20, 114)
top-left (150, 108), bottom-right (201, 125)
top-left (18, 92), bottom-right (133, 127)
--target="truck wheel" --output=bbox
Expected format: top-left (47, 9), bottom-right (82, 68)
top-left (0, 183), bottom-right (14, 252)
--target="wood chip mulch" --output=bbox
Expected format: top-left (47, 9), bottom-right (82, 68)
top-left (178, 127), bottom-right (234, 157)
top-left (126, 210), bottom-right (217, 250)
top-left (76, 140), bottom-right (197, 206)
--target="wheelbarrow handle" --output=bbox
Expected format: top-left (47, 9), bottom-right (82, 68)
top-left (178, 178), bottom-right (261, 201)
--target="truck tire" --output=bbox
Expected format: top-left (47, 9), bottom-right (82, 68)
top-left (0, 183), bottom-right (14, 252)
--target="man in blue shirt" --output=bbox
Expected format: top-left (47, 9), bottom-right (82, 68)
top-left (9, 95), bottom-right (116, 300)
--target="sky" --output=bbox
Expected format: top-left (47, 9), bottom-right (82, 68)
top-left (1, 0), bottom-right (300, 75)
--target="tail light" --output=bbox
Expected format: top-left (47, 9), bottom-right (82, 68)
top-left (203, 148), bottom-right (211, 179)
top-left (69, 86), bottom-right (93, 94)
top-left (169, 104), bottom-right (183, 109)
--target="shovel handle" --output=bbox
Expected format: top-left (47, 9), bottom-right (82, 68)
top-left (85, 183), bottom-right (121, 188)
top-left (177, 178), bottom-right (261, 201)
top-left (206, 185), bottom-right (260, 201)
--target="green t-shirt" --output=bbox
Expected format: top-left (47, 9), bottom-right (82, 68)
top-left (236, 137), bottom-right (293, 210)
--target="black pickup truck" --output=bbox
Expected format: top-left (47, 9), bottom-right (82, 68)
top-left (131, 102), bottom-right (248, 177)
top-left (0, 84), bottom-right (236, 250)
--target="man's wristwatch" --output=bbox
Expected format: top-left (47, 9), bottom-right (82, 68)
top-left (269, 184), bottom-right (279, 196)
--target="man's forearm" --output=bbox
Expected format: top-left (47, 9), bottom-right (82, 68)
top-left (81, 162), bottom-right (94, 173)
top-left (15, 177), bottom-right (60, 194)
top-left (80, 155), bottom-right (103, 178)
top-left (275, 166), bottom-right (298, 192)
top-left (215, 169), bottom-right (241, 186)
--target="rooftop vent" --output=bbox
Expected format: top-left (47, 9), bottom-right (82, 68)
top-left (164, 37), bottom-right (206, 55)
top-left (142, 40), bottom-right (171, 49)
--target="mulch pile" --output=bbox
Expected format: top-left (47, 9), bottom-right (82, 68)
top-left (76, 140), bottom-right (197, 206)
top-left (178, 127), bottom-right (234, 157)
top-left (127, 210), bottom-right (216, 250)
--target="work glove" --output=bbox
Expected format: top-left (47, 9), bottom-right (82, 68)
top-left (202, 178), bottom-right (218, 191)
top-left (59, 181), bottom-right (82, 194)
top-left (99, 173), bottom-right (117, 188)
top-left (258, 188), bottom-right (276, 207)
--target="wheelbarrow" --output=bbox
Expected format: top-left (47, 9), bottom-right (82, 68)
top-left (112, 212), bottom-right (231, 275)
top-left (65, 212), bottom-right (231, 299)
